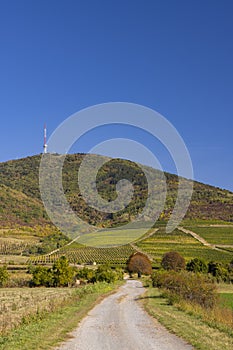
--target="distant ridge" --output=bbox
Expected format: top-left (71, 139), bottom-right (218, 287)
top-left (0, 154), bottom-right (232, 228)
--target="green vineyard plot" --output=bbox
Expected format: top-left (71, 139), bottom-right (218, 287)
top-left (136, 228), bottom-right (233, 264)
top-left (28, 226), bottom-right (233, 267)
top-left (183, 226), bottom-right (233, 245)
top-left (29, 244), bottom-right (136, 266)
top-left (76, 228), bottom-right (147, 247)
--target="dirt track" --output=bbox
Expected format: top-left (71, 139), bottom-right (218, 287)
top-left (57, 280), bottom-right (193, 350)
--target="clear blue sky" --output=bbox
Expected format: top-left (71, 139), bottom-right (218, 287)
top-left (0, 0), bottom-right (232, 191)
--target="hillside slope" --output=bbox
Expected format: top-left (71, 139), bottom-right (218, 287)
top-left (0, 154), bottom-right (232, 228)
top-left (0, 184), bottom-right (49, 227)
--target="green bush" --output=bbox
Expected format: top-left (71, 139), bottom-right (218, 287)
top-left (152, 270), bottom-right (218, 309)
top-left (76, 267), bottom-right (95, 282)
top-left (31, 266), bottom-right (54, 287)
top-left (24, 232), bottom-right (71, 256)
top-left (0, 266), bottom-right (9, 287)
top-left (208, 261), bottom-right (232, 283)
top-left (186, 258), bottom-right (208, 273)
top-left (76, 265), bottom-right (123, 284)
top-left (31, 256), bottom-right (74, 287)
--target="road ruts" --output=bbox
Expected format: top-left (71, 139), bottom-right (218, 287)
top-left (56, 280), bottom-right (193, 350)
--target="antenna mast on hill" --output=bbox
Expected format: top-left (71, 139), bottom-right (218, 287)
top-left (43, 124), bottom-right (48, 154)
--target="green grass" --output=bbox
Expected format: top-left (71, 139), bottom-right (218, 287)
top-left (141, 285), bottom-right (233, 350)
top-left (183, 226), bottom-right (233, 245)
top-left (77, 228), bottom-right (148, 247)
top-left (218, 285), bottom-right (233, 309)
top-left (220, 294), bottom-right (233, 309)
top-left (0, 281), bottom-right (123, 350)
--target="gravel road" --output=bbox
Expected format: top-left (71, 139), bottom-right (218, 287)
top-left (57, 280), bottom-right (193, 350)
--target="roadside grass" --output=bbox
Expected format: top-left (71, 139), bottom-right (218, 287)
top-left (0, 281), bottom-right (123, 350)
top-left (215, 284), bottom-right (233, 310)
top-left (217, 283), bottom-right (233, 293)
top-left (220, 294), bottom-right (233, 309)
top-left (141, 284), bottom-right (233, 350)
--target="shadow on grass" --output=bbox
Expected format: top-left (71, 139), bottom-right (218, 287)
top-left (135, 295), bottom-right (162, 301)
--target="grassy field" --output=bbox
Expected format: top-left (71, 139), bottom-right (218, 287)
top-left (0, 281), bottom-right (123, 350)
top-left (77, 227), bottom-right (148, 247)
top-left (183, 226), bottom-right (233, 245)
top-left (142, 285), bottom-right (233, 350)
top-left (217, 284), bottom-right (233, 309)
top-left (220, 294), bottom-right (233, 309)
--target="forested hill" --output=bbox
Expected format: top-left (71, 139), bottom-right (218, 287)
top-left (0, 154), bottom-right (232, 228)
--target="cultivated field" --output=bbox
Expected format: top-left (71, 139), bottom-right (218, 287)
top-left (0, 287), bottom-right (75, 335)
top-left (77, 227), bottom-right (148, 247)
top-left (29, 244), bottom-right (136, 265)
top-left (2, 223), bottom-right (233, 268)
top-left (183, 225), bottom-right (233, 245)
top-left (137, 227), bottom-right (233, 264)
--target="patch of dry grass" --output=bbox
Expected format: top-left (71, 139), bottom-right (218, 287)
top-left (142, 286), bottom-right (233, 350)
top-left (0, 287), bottom-right (74, 335)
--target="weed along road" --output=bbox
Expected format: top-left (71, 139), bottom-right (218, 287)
top-left (57, 280), bottom-right (193, 350)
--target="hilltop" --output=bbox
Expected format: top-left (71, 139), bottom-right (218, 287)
top-left (0, 154), bottom-right (232, 229)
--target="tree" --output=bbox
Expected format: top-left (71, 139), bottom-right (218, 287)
top-left (31, 256), bottom-right (73, 287)
top-left (76, 265), bottom-right (123, 284)
top-left (0, 266), bottom-right (9, 287)
top-left (31, 266), bottom-right (54, 287)
top-left (52, 256), bottom-right (74, 287)
top-left (161, 251), bottom-right (185, 271)
top-left (186, 258), bottom-right (208, 273)
top-left (208, 261), bottom-right (230, 283)
top-left (127, 252), bottom-right (152, 278)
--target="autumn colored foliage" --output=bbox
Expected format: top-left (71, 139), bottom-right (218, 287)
top-left (161, 251), bottom-right (186, 271)
top-left (127, 252), bottom-right (152, 277)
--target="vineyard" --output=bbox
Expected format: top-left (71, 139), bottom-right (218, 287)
top-left (28, 244), bottom-right (136, 265)
top-left (183, 225), bottom-right (233, 245)
top-left (27, 226), bottom-right (233, 266)
top-left (136, 227), bottom-right (233, 264)
top-left (0, 242), bottom-right (30, 255)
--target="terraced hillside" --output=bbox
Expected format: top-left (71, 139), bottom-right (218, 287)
top-left (136, 226), bottom-right (233, 265)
